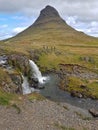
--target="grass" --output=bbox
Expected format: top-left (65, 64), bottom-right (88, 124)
top-left (87, 81), bottom-right (98, 98)
top-left (60, 76), bottom-right (98, 99)
top-left (0, 90), bottom-right (18, 105)
top-left (54, 123), bottom-right (76, 130)
top-left (35, 47), bottom-right (98, 72)
top-left (12, 104), bottom-right (21, 114)
top-left (74, 111), bottom-right (92, 120)
top-left (0, 68), bottom-right (21, 105)
top-left (28, 93), bottom-right (45, 101)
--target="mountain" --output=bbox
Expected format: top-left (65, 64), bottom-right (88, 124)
top-left (7, 5), bottom-right (98, 45)
top-left (18, 5), bottom-right (75, 34)
top-left (15, 5), bottom-right (76, 37)
top-left (33, 5), bottom-right (65, 26)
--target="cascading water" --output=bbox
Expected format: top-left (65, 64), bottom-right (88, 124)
top-left (0, 56), bottom-right (7, 65)
top-left (22, 60), bottom-right (49, 95)
top-left (22, 75), bottom-right (35, 95)
top-left (29, 60), bottom-right (48, 84)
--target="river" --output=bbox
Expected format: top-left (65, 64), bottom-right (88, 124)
top-left (40, 74), bottom-right (98, 110)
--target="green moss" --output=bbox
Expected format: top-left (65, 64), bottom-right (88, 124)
top-left (60, 76), bottom-right (98, 99)
top-left (87, 81), bottom-right (98, 98)
top-left (74, 111), bottom-right (92, 120)
top-left (54, 123), bottom-right (76, 130)
top-left (12, 104), bottom-right (21, 114)
top-left (0, 90), bottom-right (18, 105)
top-left (0, 68), bottom-right (10, 82)
top-left (67, 77), bottom-right (83, 91)
top-left (28, 93), bottom-right (45, 101)
top-left (0, 97), bottom-right (9, 105)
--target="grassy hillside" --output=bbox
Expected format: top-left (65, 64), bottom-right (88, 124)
top-left (0, 21), bottom-right (98, 71)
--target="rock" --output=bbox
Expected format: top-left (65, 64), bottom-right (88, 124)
top-left (33, 5), bottom-right (65, 27)
top-left (71, 91), bottom-right (83, 98)
top-left (89, 108), bottom-right (98, 117)
top-left (8, 54), bottom-right (31, 76)
top-left (38, 85), bottom-right (45, 89)
top-left (29, 77), bottom-right (45, 89)
top-left (30, 78), bottom-right (39, 88)
top-left (59, 64), bottom-right (98, 80)
top-left (33, 78), bottom-right (39, 84)
top-left (9, 73), bottom-right (22, 93)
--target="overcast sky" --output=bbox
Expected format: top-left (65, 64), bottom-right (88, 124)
top-left (0, 0), bottom-right (98, 40)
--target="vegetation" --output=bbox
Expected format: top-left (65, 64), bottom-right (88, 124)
top-left (28, 93), bottom-right (45, 101)
top-left (54, 123), bottom-right (76, 130)
top-left (74, 111), bottom-right (92, 120)
top-left (0, 90), bottom-right (18, 105)
top-left (60, 76), bottom-right (98, 99)
top-left (12, 104), bottom-right (21, 114)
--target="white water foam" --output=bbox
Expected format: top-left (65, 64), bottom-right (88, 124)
top-left (0, 60), bottom-right (6, 65)
top-left (22, 75), bottom-right (35, 95)
top-left (29, 60), bottom-right (49, 84)
top-left (0, 56), bottom-right (7, 65)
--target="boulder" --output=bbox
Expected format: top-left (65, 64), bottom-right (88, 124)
top-left (8, 54), bottom-right (31, 76)
top-left (30, 78), bottom-right (39, 88)
top-left (29, 78), bottom-right (45, 89)
top-left (9, 73), bottom-right (22, 93)
top-left (38, 85), bottom-right (45, 89)
top-left (89, 108), bottom-right (98, 117)
top-left (71, 91), bottom-right (83, 98)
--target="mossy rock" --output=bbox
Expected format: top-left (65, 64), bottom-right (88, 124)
top-left (8, 54), bottom-right (31, 76)
top-left (0, 68), bottom-right (22, 94)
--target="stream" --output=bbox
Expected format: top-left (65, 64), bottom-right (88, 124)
top-left (40, 74), bottom-right (98, 110)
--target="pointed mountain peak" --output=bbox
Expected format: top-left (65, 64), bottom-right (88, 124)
top-left (40, 5), bottom-right (60, 17)
top-left (33, 5), bottom-right (64, 26)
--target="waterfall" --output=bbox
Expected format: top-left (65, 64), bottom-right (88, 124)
top-left (22, 60), bottom-right (49, 95)
top-left (29, 60), bottom-right (48, 84)
top-left (0, 56), bottom-right (7, 65)
top-left (22, 75), bottom-right (35, 95)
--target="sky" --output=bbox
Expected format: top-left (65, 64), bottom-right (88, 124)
top-left (0, 0), bottom-right (98, 40)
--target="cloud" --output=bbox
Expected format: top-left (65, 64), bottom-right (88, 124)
top-left (12, 27), bottom-right (27, 35)
top-left (0, 26), bottom-right (27, 40)
top-left (66, 17), bottom-right (98, 37)
top-left (0, 32), bottom-right (12, 40)
top-left (0, 0), bottom-right (98, 21)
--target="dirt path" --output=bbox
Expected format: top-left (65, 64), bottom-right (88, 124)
top-left (0, 99), bottom-right (98, 130)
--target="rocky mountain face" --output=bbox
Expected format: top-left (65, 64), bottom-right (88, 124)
top-left (33, 5), bottom-right (66, 26)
